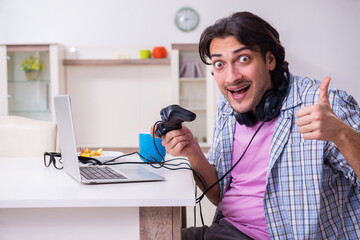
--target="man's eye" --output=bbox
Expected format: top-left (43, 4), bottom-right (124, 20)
top-left (214, 61), bottom-right (224, 68)
top-left (239, 56), bottom-right (249, 63)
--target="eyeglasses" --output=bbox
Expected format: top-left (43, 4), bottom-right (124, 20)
top-left (44, 152), bottom-right (63, 170)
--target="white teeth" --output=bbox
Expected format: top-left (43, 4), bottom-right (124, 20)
top-left (233, 85), bottom-right (249, 91)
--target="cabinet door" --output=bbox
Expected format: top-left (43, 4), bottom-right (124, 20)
top-left (1, 44), bottom-right (62, 121)
top-left (171, 45), bottom-right (209, 146)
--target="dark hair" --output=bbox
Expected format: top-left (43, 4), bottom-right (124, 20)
top-left (199, 11), bottom-right (289, 95)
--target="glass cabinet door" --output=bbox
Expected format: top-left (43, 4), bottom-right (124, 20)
top-left (171, 44), bottom-right (209, 146)
top-left (6, 45), bottom-right (52, 121)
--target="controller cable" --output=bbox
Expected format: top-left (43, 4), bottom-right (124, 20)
top-left (94, 121), bottom-right (208, 193)
top-left (195, 118), bottom-right (267, 204)
top-left (84, 118), bottom-right (266, 226)
top-left (188, 118), bottom-right (267, 226)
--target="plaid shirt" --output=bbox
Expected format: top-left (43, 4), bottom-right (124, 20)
top-left (207, 74), bottom-right (360, 239)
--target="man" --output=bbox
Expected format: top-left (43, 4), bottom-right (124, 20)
top-left (157, 12), bottom-right (360, 239)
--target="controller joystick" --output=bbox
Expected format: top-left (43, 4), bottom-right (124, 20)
top-left (155, 105), bottom-right (196, 138)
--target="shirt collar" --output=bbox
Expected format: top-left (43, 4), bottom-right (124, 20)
top-left (281, 74), bottom-right (302, 111)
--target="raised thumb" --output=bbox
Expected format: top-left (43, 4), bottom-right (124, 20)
top-left (318, 76), bottom-right (331, 103)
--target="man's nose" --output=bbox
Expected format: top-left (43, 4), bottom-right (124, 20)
top-left (226, 64), bottom-right (242, 83)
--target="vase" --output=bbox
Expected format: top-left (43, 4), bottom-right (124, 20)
top-left (25, 70), bottom-right (40, 81)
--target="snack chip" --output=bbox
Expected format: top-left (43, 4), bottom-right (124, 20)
top-left (79, 148), bottom-right (104, 157)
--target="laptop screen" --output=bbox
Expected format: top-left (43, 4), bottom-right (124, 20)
top-left (54, 95), bottom-right (82, 181)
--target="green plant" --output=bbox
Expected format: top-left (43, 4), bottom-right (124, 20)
top-left (21, 56), bottom-right (44, 71)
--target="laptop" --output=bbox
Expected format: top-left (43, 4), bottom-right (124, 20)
top-left (54, 95), bottom-right (165, 184)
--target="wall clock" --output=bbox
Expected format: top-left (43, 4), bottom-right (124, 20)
top-left (175, 7), bottom-right (199, 32)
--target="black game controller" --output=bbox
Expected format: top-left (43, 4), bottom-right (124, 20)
top-left (155, 105), bottom-right (196, 138)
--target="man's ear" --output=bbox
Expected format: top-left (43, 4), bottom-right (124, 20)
top-left (267, 52), bottom-right (276, 71)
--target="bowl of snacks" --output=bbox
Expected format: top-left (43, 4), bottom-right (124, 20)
top-left (79, 148), bottom-right (123, 162)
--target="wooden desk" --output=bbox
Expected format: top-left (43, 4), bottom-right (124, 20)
top-left (0, 157), bottom-right (195, 240)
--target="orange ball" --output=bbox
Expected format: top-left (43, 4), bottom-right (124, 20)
top-left (152, 47), bottom-right (167, 58)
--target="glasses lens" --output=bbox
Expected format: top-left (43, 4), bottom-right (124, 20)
top-left (44, 153), bottom-right (52, 167)
top-left (53, 157), bottom-right (63, 170)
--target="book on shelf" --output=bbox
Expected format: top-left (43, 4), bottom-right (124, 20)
top-left (179, 61), bottom-right (204, 78)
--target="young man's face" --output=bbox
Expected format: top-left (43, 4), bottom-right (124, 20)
top-left (210, 35), bottom-right (276, 114)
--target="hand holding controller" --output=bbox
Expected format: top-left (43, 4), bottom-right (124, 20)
top-left (155, 105), bottom-right (196, 138)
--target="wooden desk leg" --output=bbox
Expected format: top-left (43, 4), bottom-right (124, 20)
top-left (172, 207), bottom-right (182, 240)
top-left (140, 207), bottom-right (183, 240)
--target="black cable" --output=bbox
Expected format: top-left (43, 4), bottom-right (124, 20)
top-left (98, 118), bottom-right (266, 226)
top-left (192, 118), bottom-right (268, 227)
top-left (194, 185), bottom-right (197, 227)
top-left (152, 120), bottom-right (166, 162)
top-left (97, 148), bottom-right (208, 191)
top-left (196, 117), bottom-right (268, 203)
top-left (199, 199), bottom-right (204, 226)
top-left (76, 117), bottom-right (266, 227)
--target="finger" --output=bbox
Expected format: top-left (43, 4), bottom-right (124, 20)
top-left (301, 128), bottom-right (325, 140)
top-left (298, 121), bottom-right (319, 134)
top-left (296, 105), bottom-right (313, 118)
top-left (168, 134), bottom-right (187, 149)
top-left (169, 139), bottom-right (189, 156)
top-left (162, 129), bottom-right (186, 147)
top-left (163, 132), bottom-right (188, 155)
top-left (296, 114), bottom-right (313, 127)
top-left (318, 76), bottom-right (331, 104)
top-left (301, 131), bottom-right (319, 140)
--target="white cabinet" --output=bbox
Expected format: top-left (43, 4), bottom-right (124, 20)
top-left (63, 57), bottom-right (172, 148)
top-left (171, 44), bottom-right (219, 147)
top-left (0, 44), bottom-right (65, 121)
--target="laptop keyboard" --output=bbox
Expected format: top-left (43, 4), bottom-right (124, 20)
top-left (80, 166), bottom-right (127, 180)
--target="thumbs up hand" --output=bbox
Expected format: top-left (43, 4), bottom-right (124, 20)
top-left (296, 77), bottom-right (342, 142)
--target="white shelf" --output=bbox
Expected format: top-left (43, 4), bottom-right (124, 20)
top-left (63, 58), bottom-right (170, 66)
top-left (8, 80), bottom-right (51, 83)
top-left (179, 77), bottom-right (206, 82)
top-left (10, 110), bottom-right (51, 113)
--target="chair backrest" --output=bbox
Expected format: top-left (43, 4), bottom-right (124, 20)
top-left (0, 116), bottom-right (57, 157)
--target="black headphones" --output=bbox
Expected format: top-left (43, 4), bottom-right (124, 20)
top-left (234, 89), bottom-right (282, 127)
top-left (234, 62), bottom-right (290, 127)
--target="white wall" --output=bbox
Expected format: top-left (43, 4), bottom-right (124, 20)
top-left (1, 0), bottom-right (360, 147)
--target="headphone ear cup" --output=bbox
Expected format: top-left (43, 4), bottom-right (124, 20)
top-left (234, 111), bottom-right (257, 127)
top-left (234, 90), bottom-right (282, 126)
top-left (256, 90), bottom-right (281, 121)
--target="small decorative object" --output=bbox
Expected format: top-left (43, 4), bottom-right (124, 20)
top-left (21, 56), bottom-right (44, 81)
top-left (140, 50), bottom-right (151, 59)
top-left (175, 7), bottom-right (199, 32)
top-left (152, 47), bottom-right (167, 58)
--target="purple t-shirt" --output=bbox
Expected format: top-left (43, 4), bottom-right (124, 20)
top-left (220, 117), bottom-right (278, 240)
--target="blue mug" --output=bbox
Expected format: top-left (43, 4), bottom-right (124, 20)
top-left (139, 133), bottom-right (166, 162)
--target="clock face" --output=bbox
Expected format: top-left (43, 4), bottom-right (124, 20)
top-left (175, 7), bottom-right (199, 32)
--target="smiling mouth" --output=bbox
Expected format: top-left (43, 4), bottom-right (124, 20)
top-left (229, 84), bottom-right (250, 96)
